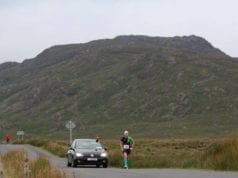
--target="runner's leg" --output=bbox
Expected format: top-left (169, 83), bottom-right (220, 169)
top-left (123, 152), bottom-right (128, 168)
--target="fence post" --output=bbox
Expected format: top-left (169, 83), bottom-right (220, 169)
top-left (23, 152), bottom-right (30, 178)
top-left (0, 161), bottom-right (4, 178)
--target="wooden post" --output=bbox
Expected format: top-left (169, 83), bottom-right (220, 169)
top-left (23, 153), bottom-right (30, 178)
top-left (0, 160), bottom-right (4, 178)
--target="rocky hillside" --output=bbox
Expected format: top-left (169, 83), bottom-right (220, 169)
top-left (0, 35), bottom-right (238, 138)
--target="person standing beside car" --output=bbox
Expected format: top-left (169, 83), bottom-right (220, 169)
top-left (120, 130), bottom-right (134, 169)
top-left (96, 135), bottom-right (101, 142)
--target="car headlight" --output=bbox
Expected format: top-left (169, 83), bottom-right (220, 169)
top-left (76, 153), bottom-right (84, 157)
top-left (100, 152), bottom-right (108, 157)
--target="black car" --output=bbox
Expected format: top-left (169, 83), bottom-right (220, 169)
top-left (67, 139), bottom-right (108, 168)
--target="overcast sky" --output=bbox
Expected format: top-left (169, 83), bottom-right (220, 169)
top-left (0, 0), bottom-right (237, 63)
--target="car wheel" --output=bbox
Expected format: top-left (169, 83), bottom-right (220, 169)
top-left (67, 156), bottom-right (72, 167)
top-left (103, 163), bottom-right (108, 168)
top-left (71, 159), bottom-right (77, 168)
top-left (67, 161), bottom-right (72, 167)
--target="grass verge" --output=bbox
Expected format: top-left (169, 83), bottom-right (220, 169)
top-left (0, 150), bottom-right (66, 178)
top-left (14, 136), bottom-right (238, 170)
top-left (201, 137), bottom-right (238, 170)
top-left (15, 139), bottom-right (68, 157)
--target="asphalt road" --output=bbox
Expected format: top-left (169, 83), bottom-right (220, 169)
top-left (0, 144), bottom-right (238, 178)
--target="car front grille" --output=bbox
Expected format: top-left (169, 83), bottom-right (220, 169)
top-left (83, 153), bottom-right (100, 158)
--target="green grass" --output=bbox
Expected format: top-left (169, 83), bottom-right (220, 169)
top-left (102, 139), bottom-right (210, 168)
top-left (18, 136), bottom-right (238, 170)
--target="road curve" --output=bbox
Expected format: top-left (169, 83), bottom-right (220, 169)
top-left (0, 144), bottom-right (238, 178)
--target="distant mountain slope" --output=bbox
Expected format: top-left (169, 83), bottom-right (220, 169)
top-left (0, 35), bottom-right (237, 138)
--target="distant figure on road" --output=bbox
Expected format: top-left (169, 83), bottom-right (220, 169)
top-left (5, 134), bottom-right (11, 144)
top-left (120, 130), bottom-right (134, 169)
top-left (96, 135), bottom-right (101, 142)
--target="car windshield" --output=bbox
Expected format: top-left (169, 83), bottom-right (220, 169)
top-left (75, 140), bottom-right (102, 149)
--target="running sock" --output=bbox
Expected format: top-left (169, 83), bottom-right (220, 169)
top-left (124, 158), bottom-right (127, 167)
top-left (124, 158), bottom-right (128, 167)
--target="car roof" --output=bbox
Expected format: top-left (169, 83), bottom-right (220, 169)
top-left (73, 139), bottom-right (97, 142)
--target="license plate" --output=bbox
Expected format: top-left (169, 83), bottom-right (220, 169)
top-left (87, 158), bottom-right (98, 161)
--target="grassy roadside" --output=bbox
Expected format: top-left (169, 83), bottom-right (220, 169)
top-left (0, 150), bottom-right (65, 178)
top-left (20, 139), bottom-right (68, 157)
top-left (201, 137), bottom-right (238, 170)
top-left (103, 139), bottom-right (210, 168)
top-left (14, 136), bottom-right (238, 170)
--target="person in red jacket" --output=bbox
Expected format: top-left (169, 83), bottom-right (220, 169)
top-left (5, 134), bottom-right (11, 144)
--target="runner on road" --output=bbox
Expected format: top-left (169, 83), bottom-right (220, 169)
top-left (120, 130), bottom-right (134, 169)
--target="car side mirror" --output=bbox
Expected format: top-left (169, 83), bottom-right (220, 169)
top-left (104, 147), bottom-right (108, 151)
top-left (70, 147), bottom-right (75, 151)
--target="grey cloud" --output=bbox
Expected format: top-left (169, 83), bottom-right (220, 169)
top-left (0, 0), bottom-right (237, 63)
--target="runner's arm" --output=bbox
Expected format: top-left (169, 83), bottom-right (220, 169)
top-left (120, 141), bottom-right (123, 151)
top-left (131, 138), bottom-right (135, 149)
